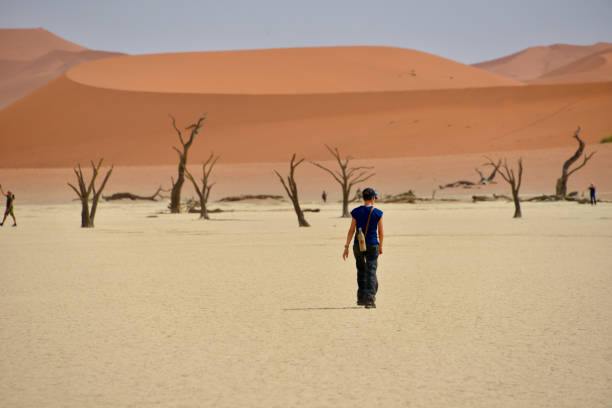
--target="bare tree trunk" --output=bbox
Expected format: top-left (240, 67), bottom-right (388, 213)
top-left (342, 186), bottom-right (350, 218)
top-left (185, 153), bottom-right (219, 220)
top-left (200, 197), bottom-right (209, 220)
top-left (80, 198), bottom-right (91, 227)
top-left (486, 157), bottom-right (523, 218)
top-left (274, 154), bottom-right (310, 227)
top-left (511, 186), bottom-right (522, 218)
top-left (292, 197), bottom-right (309, 227)
top-left (311, 145), bottom-right (375, 218)
top-left (555, 126), bottom-right (596, 198)
top-left (169, 113), bottom-right (207, 213)
top-left (68, 159), bottom-right (113, 228)
top-left (170, 158), bottom-right (187, 213)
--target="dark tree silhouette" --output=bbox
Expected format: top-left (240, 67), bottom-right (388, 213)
top-left (477, 158), bottom-right (501, 184)
top-left (486, 156), bottom-right (523, 218)
top-left (555, 126), bottom-right (596, 198)
top-left (310, 145), bottom-right (375, 217)
top-left (274, 154), bottom-right (310, 227)
top-left (67, 159), bottom-right (113, 228)
top-left (103, 186), bottom-right (164, 201)
top-left (185, 153), bottom-right (219, 220)
top-left (169, 113), bottom-right (206, 213)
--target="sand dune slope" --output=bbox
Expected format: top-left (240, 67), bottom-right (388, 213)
top-left (0, 28), bottom-right (122, 109)
top-left (0, 74), bottom-right (610, 168)
top-left (1, 47), bottom-right (610, 168)
top-left (0, 49), bottom-right (123, 109)
top-left (0, 28), bottom-right (86, 61)
top-left (532, 49), bottom-right (612, 84)
top-left (473, 42), bottom-right (612, 83)
top-left (67, 47), bottom-right (520, 94)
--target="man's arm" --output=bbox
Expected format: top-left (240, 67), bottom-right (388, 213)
top-left (378, 216), bottom-right (384, 254)
top-left (343, 218), bottom-right (357, 260)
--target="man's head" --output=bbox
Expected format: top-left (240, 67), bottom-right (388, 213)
top-left (362, 188), bottom-right (377, 201)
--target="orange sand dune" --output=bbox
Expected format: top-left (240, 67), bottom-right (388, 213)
top-left (0, 49), bottom-right (123, 109)
top-left (532, 49), bottom-right (612, 84)
top-left (0, 28), bottom-right (123, 109)
top-left (473, 42), bottom-right (612, 82)
top-left (0, 28), bottom-right (86, 61)
top-left (0, 71), bottom-right (610, 168)
top-left (67, 47), bottom-right (520, 94)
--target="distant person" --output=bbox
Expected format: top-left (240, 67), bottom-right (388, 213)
top-left (322, 190), bottom-right (327, 203)
top-left (588, 183), bottom-right (597, 205)
top-left (342, 187), bottom-right (383, 309)
top-left (354, 188), bottom-right (361, 201)
top-left (0, 185), bottom-right (17, 227)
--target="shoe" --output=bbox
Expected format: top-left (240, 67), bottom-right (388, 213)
top-left (357, 299), bottom-right (366, 306)
top-left (365, 301), bottom-right (376, 309)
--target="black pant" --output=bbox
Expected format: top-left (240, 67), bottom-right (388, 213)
top-left (353, 244), bottom-right (379, 303)
top-left (590, 194), bottom-right (597, 205)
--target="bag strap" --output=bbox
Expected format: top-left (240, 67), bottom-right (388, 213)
top-left (364, 206), bottom-right (375, 236)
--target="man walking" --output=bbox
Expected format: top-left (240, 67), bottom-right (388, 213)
top-left (0, 185), bottom-right (17, 227)
top-left (342, 188), bottom-right (383, 308)
top-left (588, 183), bottom-right (597, 205)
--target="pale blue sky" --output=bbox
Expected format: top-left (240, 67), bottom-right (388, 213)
top-left (1, 0), bottom-right (611, 64)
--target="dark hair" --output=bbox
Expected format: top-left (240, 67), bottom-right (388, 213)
top-left (362, 188), bottom-right (377, 200)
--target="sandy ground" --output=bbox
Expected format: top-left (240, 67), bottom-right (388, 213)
top-left (1, 200), bottom-right (611, 407)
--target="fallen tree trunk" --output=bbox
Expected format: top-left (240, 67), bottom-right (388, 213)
top-left (439, 180), bottom-right (476, 189)
top-left (381, 191), bottom-right (460, 203)
top-left (187, 207), bottom-right (225, 214)
top-left (218, 194), bottom-right (284, 202)
top-left (104, 186), bottom-right (164, 201)
top-left (472, 194), bottom-right (512, 202)
top-left (524, 194), bottom-right (559, 202)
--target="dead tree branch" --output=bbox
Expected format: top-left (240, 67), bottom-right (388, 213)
top-left (555, 126), bottom-right (596, 198)
top-left (274, 154), bottom-right (310, 227)
top-left (67, 159), bottom-right (113, 227)
top-left (485, 157), bottom-right (523, 218)
top-left (169, 113), bottom-right (207, 213)
top-left (480, 158), bottom-right (501, 183)
top-left (310, 145), bottom-right (375, 217)
top-left (185, 153), bottom-right (219, 219)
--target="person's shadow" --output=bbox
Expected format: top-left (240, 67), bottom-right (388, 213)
top-left (283, 306), bottom-right (362, 311)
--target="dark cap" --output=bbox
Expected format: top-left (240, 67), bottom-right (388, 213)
top-left (362, 188), bottom-right (377, 200)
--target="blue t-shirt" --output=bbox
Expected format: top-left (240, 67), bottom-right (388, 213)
top-left (351, 205), bottom-right (383, 245)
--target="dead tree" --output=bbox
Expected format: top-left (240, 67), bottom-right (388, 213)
top-left (478, 158), bottom-right (501, 183)
top-left (67, 159), bottom-right (113, 228)
top-left (555, 126), bottom-right (596, 198)
top-left (311, 145), bottom-right (375, 217)
top-left (169, 113), bottom-right (207, 213)
top-left (274, 154), bottom-right (310, 227)
top-left (486, 157), bottom-right (523, 218)
top-left (185, 153), bottom-right (219, 220)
